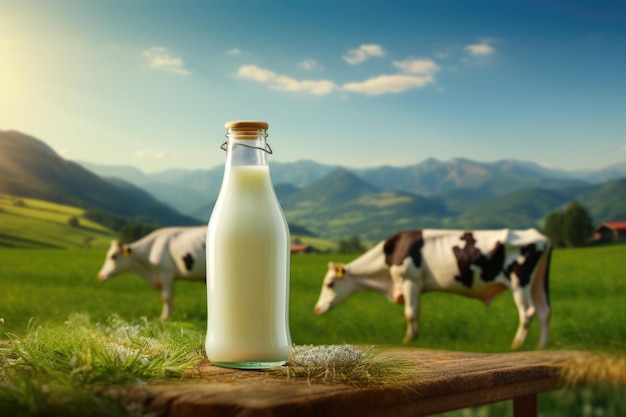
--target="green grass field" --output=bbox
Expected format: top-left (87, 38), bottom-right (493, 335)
top-left (1, 243), bottom-right (625, 415)
top-left (3, 245), bottom-right (624, 351)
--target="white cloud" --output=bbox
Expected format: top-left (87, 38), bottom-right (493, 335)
top-left (393, 58), bottom-right (439, 75)
top-left (237, 65), bottom-right (275, 82)
top-left (141, 47), bottom-right (189, 75)
top-left (621, 145), bottom-right (626, 152)
top-left (298, 59), bottom-right (321, 71)
top-left (465, 42), bottom-right (495, 56)
top-left (135, 149), bottom-right (168, 159)
top-left (227, 48), bottom-right (241, 55)
top-left (236, 65), bottom-right (337, 95)
top-left (235, 48), bottom-right (441, 97)
top-left (342, 74), bottom-right (434, 96)
top-left (342, 44), bottom-right (385, 65)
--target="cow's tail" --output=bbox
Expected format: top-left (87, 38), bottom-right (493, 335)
top-left (543, 246), bottom-right (552, 308)
top-left (531, 245), bottom-right (552, 305)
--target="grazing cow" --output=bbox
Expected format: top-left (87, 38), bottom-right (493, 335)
top-left (314, 229), bottom-right (552, 348)
top-left (97, 226), bottom-right (207, 320)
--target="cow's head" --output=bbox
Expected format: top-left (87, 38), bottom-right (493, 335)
top-left (97, 240), bottom-right (133, 282)
top-left (314, 262), bottom-right (358, 314)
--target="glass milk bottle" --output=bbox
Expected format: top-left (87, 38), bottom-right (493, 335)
top-left (205, 120), bottom-right (291, 369)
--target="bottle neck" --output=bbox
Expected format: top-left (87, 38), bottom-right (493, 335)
top-left (225, 129), bottom-right (270, 167)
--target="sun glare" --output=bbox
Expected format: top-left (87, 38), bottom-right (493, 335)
top-left (0, 38), bottom-right (26, 106)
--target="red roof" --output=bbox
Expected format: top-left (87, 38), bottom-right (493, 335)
top-left (601, 221), bottom-right (626, 231)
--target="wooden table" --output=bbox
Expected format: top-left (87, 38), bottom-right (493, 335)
top-left (125, 349), bottom-right (572, 417)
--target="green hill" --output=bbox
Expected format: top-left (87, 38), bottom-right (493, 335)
top-left (0, 130), bottom-right (200, 227)
top-left (282, 169), bottom-right (448, 240)
top-left (577, 177), bottom-right (626, 222)
top-left (280, 168), bottom-right (626, 240)
top-left (456, 188), bottom-right (578, 229)
top-left (283, 169), bottom-right (380, 209)
top-left (0, 193), bottom-right (116, 249)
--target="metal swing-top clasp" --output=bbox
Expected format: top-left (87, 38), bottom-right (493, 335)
top-left (220, 141), bottom-right (273, 154)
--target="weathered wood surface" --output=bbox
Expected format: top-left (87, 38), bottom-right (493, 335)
top-left (122, 349), bottom-right (574, 417)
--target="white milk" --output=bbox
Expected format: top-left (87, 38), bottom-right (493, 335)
top-left (205, 165), bottom-right (291, 367)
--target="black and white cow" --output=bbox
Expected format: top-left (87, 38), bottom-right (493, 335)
top-left (97, 226), bottom-right (207, 320)
top-left (315, 229), bottom-right (552, 348)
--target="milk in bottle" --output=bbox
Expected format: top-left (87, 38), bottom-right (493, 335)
top-left (205, 120), bottom-right (291, 369)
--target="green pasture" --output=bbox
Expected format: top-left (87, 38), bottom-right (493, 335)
top-left (1, 245), bottom-right (625, 351)
top-left (0, 194), bottom-right (115, 249)
top-left (1, 244), bottom-right (625, 416)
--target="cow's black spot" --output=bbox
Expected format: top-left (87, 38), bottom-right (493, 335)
top-left (453, 232), bottom-right (482, 287)
top-left (452, 233), bottom-right (506, 287)
top-left (480, 241), bottom-right (505, 283)
top-left (182, 253), bottom-right (195, 271)
top-left (383, 230), bottom-right (424, 268)
top-left (504, 244), bottom-right (542, 287)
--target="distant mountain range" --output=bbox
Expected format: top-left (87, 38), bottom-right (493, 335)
top-left (78, 151), bottom-right (626, 238)
top-left (2, 129), bottom-right (626, 241)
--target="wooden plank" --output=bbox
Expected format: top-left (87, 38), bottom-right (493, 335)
top-left (118, 349), bottom-right (568, 417)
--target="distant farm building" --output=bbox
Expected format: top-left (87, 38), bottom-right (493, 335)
top-left (594, 221), bottom-right (626, 242)
top-left (291, 243), bottom-right (315, 254)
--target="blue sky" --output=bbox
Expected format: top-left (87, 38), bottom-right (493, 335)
top-left (1, 0), bottom-right (625, 173)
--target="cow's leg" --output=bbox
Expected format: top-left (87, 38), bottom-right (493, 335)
top-left (390, 258), bottom-right (422, 343)
top-left (510, 273), bottom-right (536, 349)
top-left (402, 279), bottom-right (422, 343)
top-left (158, 275), bottom-right (175, 320)
top-left (389, 265), bottom-right (406, 304)
top-left (535, 300), bottom-right (551, 349)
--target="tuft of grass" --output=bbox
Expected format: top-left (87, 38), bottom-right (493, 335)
top-left (0, 314), bottom-right (204, 416)
top-left (2, 314), bottom-right (204, 385)
top-left (269, 344), bottom-right (416, 389)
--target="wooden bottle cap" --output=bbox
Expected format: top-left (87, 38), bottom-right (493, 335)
top-left (224, 120), bottom-right (269, 131)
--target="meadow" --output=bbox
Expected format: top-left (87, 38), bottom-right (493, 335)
top-left (1, 243), bottom-right (625, 416)
top-left (0, 194), bottom-right (116, 249)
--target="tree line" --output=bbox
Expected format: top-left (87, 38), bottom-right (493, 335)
top-left (84, 209), bottom-right (159, 243)
top-left (544, 200), bottom-right (594, 248)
